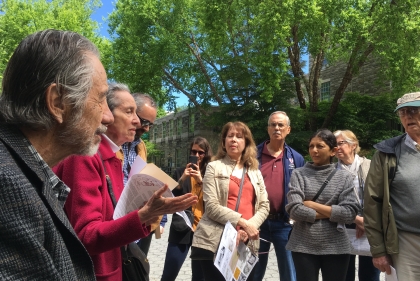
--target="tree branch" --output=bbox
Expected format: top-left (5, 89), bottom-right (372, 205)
top-left (162, 68), bottom-right (208, 115)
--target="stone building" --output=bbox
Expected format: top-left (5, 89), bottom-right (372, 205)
top-left (148, 107), bottom-right (219, 176)
top-left (317, 56), bottom-right (391, 101)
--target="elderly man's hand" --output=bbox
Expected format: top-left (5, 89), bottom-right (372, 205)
top-left (373, 255), bottom-right (392, 275)
top-left (138, 184), bottom-right (198, 226)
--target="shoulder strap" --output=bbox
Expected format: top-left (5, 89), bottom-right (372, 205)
top-left (97, 151), bottom-right (117, 209)
top-left (234, 166), bottom-right (247, 212)
top-left (312, 168), bottom-right (337, 202)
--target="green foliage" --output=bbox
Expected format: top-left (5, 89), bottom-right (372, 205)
top-left (281, 92), bottom-right (402, 158)
top-left (107, 0), bottom-right (420, 132)
top-left (0, 0), bottom-right (108, 84)
top-left (107, 0), bottom-right (291, 109)
top-left (143, 139), bottom-right (164, 162)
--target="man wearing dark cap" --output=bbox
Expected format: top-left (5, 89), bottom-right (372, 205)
top-left (364, 92), bottom-right (420, 281)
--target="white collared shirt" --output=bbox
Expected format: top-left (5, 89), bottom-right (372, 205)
top-left (101, 134), bottom-right (120, 153)
top-left (404, 134), bottom-right (420, 152)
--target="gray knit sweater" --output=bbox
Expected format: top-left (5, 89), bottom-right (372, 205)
top-left (286, 163), bottom-right (360, 255)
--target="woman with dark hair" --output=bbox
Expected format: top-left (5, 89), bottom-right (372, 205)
top-left (161, 137), bottom-right (212, 281)
top-left (286, 129), bottom-right (360, 281)
top-left (191, 122), bottom-right (269, 280)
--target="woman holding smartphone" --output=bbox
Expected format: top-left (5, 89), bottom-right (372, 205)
top-left (161, 137), bottom-right (212, 281)
top-left (286, 129), bottom-right (360, 281)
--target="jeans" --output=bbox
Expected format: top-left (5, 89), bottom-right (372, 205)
top-left (253, 219), bottom-right (296, 281)
top-left (161, 242), bottom-right (204, 281)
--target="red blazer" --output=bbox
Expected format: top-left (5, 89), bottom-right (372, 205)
top-left (53, 136), bottom-right (149, 281)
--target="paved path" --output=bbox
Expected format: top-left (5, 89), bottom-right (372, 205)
top-left (147, 215), bottom-right (385, 281)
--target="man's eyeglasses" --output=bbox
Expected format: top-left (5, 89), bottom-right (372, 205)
top-left (191, 149), bottom-right (205, 156)
top-left (337, 141), bottom-right (348, 147)
top-left (397, 107), bottom-right (420, 117)
top-left (137, 114), bottom-right (154, 128)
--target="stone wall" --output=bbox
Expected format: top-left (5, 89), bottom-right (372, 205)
top-left (319, 56), bottom-right (391, 98)
top-left (149, 107), bottom-right (219, 176)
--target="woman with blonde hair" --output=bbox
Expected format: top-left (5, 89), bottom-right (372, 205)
top-left (191, 121), bottom-right (269, 280)
top-left (334, 130), bottom-right (380, 281)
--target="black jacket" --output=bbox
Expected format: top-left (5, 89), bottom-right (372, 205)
top-left (168, 167), bottom-right (194, 244)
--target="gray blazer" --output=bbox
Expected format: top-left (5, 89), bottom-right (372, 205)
top-left (0, 124), bottom-right (95, 280)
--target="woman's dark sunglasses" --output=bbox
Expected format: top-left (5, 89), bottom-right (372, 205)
top-left (137, 113), bottom-right (154, 128)
top-left (191, 149), bottom-right (205, 156)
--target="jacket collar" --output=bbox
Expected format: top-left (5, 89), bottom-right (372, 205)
top-left (0, 123), bottom-right (79, 235)
top-left (98, 135), bottom-right (117, 161)
top-left (374, 134), bottom-right (406, 154)
top-left (0, 124), bottom-right (46, 184)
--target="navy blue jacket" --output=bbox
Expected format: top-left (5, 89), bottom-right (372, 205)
top-left (257, 141), bottom-right (305, 218)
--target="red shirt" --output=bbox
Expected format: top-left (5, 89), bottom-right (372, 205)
top-left (227, 174), bottom-right (255, 220)
top-left (53, 136), bottom-right (149, 281)
top-left (260, 141), bottom-right (284, 214)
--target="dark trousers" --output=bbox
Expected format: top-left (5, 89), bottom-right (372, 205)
top-left (199, 260), bottom-right (255, 281)
top-left (137, 231), bottom-right (154, 256)
top-left (161, 242), bottom-right (204, 281)
top-left (292, 252), bottom-right (350, 281)
top-left (345, 255), bottom-right (380, 281)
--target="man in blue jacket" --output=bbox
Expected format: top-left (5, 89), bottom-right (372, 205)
top-left (253, 111), bottom-right (305, 281)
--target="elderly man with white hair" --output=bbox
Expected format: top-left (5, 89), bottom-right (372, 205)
top-left (364, 92), bottom-right (420, 281)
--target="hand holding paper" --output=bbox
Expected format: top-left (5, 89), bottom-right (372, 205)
top-left (138, 184), bottom-right (198, 226)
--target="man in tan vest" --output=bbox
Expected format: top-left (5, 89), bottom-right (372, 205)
top-left (116, 93), bottom-right (164, 255)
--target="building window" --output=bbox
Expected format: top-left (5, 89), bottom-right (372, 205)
top-left (321, 81), bottom-right (331, 101)
top-left (177, 118), bottom-right (182, 135)
top-left (189, 114), bottom-right (195, 133)
top-left (175, 148), bottom-right (181, 168)
top-left (168, 120), bottom-right (173, 136)
top-left (153, 125), bottom-right (157, 140)
top-left (162, 122), bottom-right (167, 138)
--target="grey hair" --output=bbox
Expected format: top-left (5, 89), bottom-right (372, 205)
top-left (0, 29), bottom-right (100, 129)
top-left (106, 82), bottom-right (131, 112)
top-left (268, 111), bottom-right (290, 126)
top-left (333, 130), bottom-right (361, 154)
top-left (132, 93), bottom-right (157, 112)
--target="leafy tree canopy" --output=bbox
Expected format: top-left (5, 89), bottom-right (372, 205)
top-left (0, 0), bottom-right (109, 83)
top-left (108, 0), bottom-right (420, 132)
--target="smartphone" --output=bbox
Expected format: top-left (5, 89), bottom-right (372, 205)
top-left (189, 155), bottom-right (198, 170)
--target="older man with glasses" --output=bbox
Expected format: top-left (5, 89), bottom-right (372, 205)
top-left (364, 92), bottom-right (420, 281)
top-left (253, 111), bottom-right (305, 281)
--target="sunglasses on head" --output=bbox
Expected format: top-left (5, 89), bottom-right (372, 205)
top-left (136, 113), bottom-right (154, 128)
top-left (191, 149), bottom-right (205, 156)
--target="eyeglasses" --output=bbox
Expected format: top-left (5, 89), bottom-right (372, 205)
top-left (246, 238), bottom-right (275, 255)
top-left (137, 113), bottom-right (154, 128)
top-left (269, 122), bottom-right (287, 128)
top-left (397, 107), bottom-right (420, 117)
top-left (191, 149), bottom-right (205, 156)
top-left (337, 141), bottom-right (348, 147)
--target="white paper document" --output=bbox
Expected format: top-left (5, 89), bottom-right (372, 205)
top-left (113, 156), bottom-right (178, 220)
top-left (346, 228), bottom-right (372, 256)
top-left (214, 221), bottom-right (258, 281)
top-left (385, 266), bottom-right (398, 281)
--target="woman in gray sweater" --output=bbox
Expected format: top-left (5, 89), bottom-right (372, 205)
top-left (286, 129), bottom-right (360, 281)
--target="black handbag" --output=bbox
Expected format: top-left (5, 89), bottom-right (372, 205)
top-left (98, 152), bottom-right (150, 281)
top-left (171, 209), bottom-right (194, 232)
top-left (121, 242), bottom-right (150, 281)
